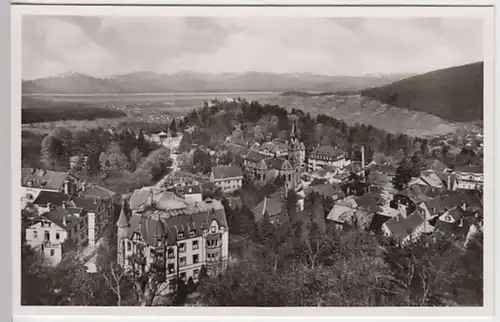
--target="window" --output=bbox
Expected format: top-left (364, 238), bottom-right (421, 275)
top-left (180, 257), bottom-right (186, 267)
top-left (47, 222), bottom-right (51, 228)
top-left (167, 248), bottom-right (175, 258)
top-left (168, 263), bottom-right (175, 274)
top-left (44, 231), bottom-right (50, 241)
top-left (50, 249), bottom-right (55, 256)
top-left (127, 241), bottom-right (132, 251)
top-left (192, 240), bottom-right (199, 250)
top-left (169, 278), bottom-right (176, 289)
top-left (179, 243), bottom-right (186, 252)
top-left (189, 229), bottom-right (196, 238)
top-left (178, 232), bottom-right (184, 239)
top-left (193, 254), bottom-right (199, 264)
top-left (211, 226), bottom-right (216, 233)
top-left (55, 233), bottom-right (60, 240)
top-left (41, 244), bottom-right (44, 251)
top-left (33, 230), bottom-right (38, 239)
top-left (193, 269), bottom-right (199, 277)
top-left (180, 272), bottom-right (186, 280)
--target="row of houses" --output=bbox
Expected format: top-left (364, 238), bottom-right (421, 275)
top-left (21, 168), bottom-right (117, 266)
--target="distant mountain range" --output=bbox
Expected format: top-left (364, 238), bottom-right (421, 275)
top-left (22, 71), bottom-right (412, 95)
top-left (361, 61), bottom-right (484, 123)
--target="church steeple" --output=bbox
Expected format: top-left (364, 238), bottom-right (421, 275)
top-left (290, 120), bottom-right (297, 139)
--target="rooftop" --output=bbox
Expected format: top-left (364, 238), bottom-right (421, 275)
top-left (22, 168), bottom-right (72, 190)
top-left (211, 166), bottom-right (243, 180)
top-left (310, 145), bottom-right (345, 158)
top-left (383, 209), bottom-right (426, 241)
top-left (32, 191), bottom-right (69, 206)
top-left (454, 165), bottom-right (483, 174)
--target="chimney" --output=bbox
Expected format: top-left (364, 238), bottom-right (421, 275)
top-left (63, 180), bottom-right (70, 195)
top-left (461, 202), bottom-right (467, 211)
top-left (62, 215), bottom-right (67, 227)
top-left (458, 217), bottom-right (464, 227)
top-left (361, 146), bottom-right (366, 180)
top-left (46, 202), bottom-right (51, 210)
top-left (148, 188), bottom-right (154, 206)
top-left (62, 201), bottom-right (66, 210)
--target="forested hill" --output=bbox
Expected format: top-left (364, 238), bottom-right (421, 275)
top-left (361, 62), bottom-right (484, 123)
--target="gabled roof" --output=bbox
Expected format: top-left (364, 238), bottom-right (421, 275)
top-left (310, 178), bottom-right (328, 186)
top-left (32, 191), bottom-right (69, 206)
top-left (80, 184), bottom-right (115, 200)
top-left (424, 191), bottom-right (483, 217)
top-left (383, 209), bottom-right (426, 241)
top-left (252, 191), bottom-right (283, 222)
top-left (398, 185), bottom-right (430, 204)
top-left (306, 183), bottom-right (343, 199)
top-left (21, 168), bottom-right (72, 190)
top-left (127, 206), bottom-right (228, 247)
top-left (411, 172), bottom-right (445, 189)
top-left (245, 151), bottom-right (268, 163)
top-left (262, 157), bottom-right (290, 170)
top-left (129, 187), bottom-right (187, 212)
top-left (310, 145), bottom-right (344, 157)
top-left (34, 206), bottom-right (86, 232)
top-left (211, 166), bottom-right (243, 180)
top-left (354, 192), bottom-right (384, 213)
top-left (326, 196), bottom-right (357, 223)
top-left (369, 213), bottom-right (392, 232)
top-left (426, 159), bottom-right (448, 173)
top-left (69, 196), bottom-right (102, 213)
top-left (454, 165), bottom-right (483, 174)
top-left (368, 164), bottom-right (397, 176)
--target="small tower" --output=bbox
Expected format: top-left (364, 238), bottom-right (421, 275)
top-left (288, 120), bottom-right (302, 190)
top-left (116, 200), bottom-right (130, 268)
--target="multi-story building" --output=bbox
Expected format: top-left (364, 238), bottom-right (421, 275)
top-left (116, 187), bottom-right (229, 293)
top-left (308, 146), bottom-right (350, 171)
top-left (21, 168), bottom-right (80, 208)
top-left (24, 204), bottom-right (89, 266)
top-left (449, 165), bottom-right (483, 191)
top-left (210, 166), bottom-right (243, 193)
top-left (68, 195), bottom-right (114, 247)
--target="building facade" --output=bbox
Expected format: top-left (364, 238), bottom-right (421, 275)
top-left (24, 205), bottom-right (89, 266)
top-left (308, 146), bottom-right (350, 171)
top-left (117, 187), bottom-right (230, 293)
top-left (210, 166), bottom-right (244, 193)
top-left (449, 165), bottom-right (483, 191)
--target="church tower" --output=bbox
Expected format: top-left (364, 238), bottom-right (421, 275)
top-left (288, 120), bottom-right (302, 190)
top-left (116, 199), bottom-right (129, 268)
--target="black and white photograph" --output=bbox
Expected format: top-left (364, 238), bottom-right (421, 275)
top-left (12, 4), bottom-right (494, 314)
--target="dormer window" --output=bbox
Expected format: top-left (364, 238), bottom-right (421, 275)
top-left (178, 232), bottom-right (184, 239)
top-left (211, 226), bottom-right (216, 233)
top-left (189, 229), bottom-right (196, 238)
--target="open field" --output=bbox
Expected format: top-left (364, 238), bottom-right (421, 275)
top-left (21, 92), bottom-right (277, 133)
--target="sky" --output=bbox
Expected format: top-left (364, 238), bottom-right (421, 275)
top-left (22, 16), bottom-right (483, 80)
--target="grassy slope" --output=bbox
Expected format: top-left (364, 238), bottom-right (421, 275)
top-left (361, 62), bottom-right (483, 123)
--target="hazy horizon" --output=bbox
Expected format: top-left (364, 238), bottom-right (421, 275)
top-left (23, 16), bottom-right (483, 80)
